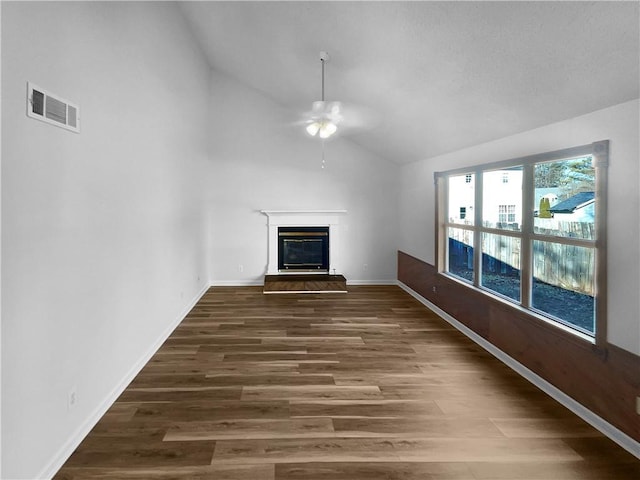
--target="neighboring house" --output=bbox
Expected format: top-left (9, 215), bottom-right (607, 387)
top-left (550, 191), bottom-right (595, 221)
top-left (448, 169), bottom-right (524, 228)
top-left (449, 175), bottom-right (569, 229)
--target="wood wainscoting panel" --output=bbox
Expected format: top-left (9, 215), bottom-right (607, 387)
top-left (397, 250), bottom-right (640, 445)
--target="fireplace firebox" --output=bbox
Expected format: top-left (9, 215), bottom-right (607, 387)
top-left (278, 226), bottom-right (329, 272)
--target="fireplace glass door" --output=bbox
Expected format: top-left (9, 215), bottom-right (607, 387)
top-left (278, 226), bottom-right (329, 271)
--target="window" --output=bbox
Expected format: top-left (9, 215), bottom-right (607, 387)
top-left (436, 141), bottom-right (608, 342)
top-left (498, 205), bottom-right (516, 223)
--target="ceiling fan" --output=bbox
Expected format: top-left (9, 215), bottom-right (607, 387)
top-left (300, 51), bottom-right (378, 141)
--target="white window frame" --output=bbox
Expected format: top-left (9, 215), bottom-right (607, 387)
top-left (435, 141), bottom-right (608, 345)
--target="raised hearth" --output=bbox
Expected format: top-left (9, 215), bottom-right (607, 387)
top-left (263, 274), bottom-right (347, 294)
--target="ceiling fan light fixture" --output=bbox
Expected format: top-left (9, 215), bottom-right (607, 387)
top-left (306, 122), bottom-right (321, 136)
top-left (319, 121), bottom-right (337, 139)
top-left (306, 120), bottom-right (337, 139)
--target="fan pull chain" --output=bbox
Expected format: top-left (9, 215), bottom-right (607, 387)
top-left (321, 139), bottom-right (326, 169)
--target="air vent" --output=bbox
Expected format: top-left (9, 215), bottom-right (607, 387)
top-left (27, 82), bottom-right (80, 133)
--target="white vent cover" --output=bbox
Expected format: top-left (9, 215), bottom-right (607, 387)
top-left (27, 82), bottom-right (80, 133)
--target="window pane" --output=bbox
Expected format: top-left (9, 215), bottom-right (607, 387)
top-left (532, 240), bottom-right (595, 335)
top-left (448, 227), bottom-right (474, 282)
top-left (534, 156), bottom-right (595, 239)
top-left (481, 234), bottom-right (521, 301)
top-left (448, 174), bottom-right (475, 225)
top-left (482, 167), bottom-right (522, 231)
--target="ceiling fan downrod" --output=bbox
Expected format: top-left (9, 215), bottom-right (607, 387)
top-left (320, 51), bottom-right (329, 101)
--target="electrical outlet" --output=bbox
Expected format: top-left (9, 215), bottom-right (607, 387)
top-left (636, 396), bottom-right (640, 415)
top-left (68, 387), bottom-right (78, 411)
top-left (363, 264), bottom-right (368, 271)
top-left (239, 264), bottom-right (244, 273)
top-left (432, 286), bottom-right (437, 293)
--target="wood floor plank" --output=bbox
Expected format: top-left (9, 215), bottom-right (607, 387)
top-left (220, 352), bottom-right (338, 362)
top-left (211, 437), bottom-right (582, 464)
top-left (53, 286), bottom-right (640, 479)
top-left (55, 464), bottom-right (275, 480)
top-left (201, 373), bottom-right (336, 386)
top-left (61, 440), bottom-right (216, 468)
top-left (131, 400), bottom-right (291, 422)
top-left (469, 460), bottom-right (640, 480)
top-left (118, 386), bottom-right (242, 403)
top-left (289, 399), bottom-right (444, 418)
top-left (241, 385), bottom-right (383, 401)
top-left (332, 417), bottom-right (504, 438)
top-left (164, 418), bottom-right (335, 441)
top-left (489, 417), bottom-right (603, 438)
top-left (275, 461), bottom-right (476, 480)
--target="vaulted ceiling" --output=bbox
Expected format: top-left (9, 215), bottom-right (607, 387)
top-left (179, 1), bottom-right (639, 165)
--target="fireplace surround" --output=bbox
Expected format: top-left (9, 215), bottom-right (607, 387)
top-left (261, 210), bottom-right (346, 275)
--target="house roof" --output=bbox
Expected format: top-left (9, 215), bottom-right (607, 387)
top-left (550, 192), bottom-right (595, 214)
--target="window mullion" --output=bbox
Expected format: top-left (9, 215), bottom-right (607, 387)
top-left (473, 169), bottom-right (483, 287)
top-left (521, 164), bottom-right (534, 309)
top-left (593, 140), bottom-right (609, 347)
top-left (435, 174), bottom-right (447, 273)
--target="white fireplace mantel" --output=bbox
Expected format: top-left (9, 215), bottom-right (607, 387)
top-left (260, 210), bottom-right (347, 275)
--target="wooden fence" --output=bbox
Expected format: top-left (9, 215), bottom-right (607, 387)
top-left (448, 222), bottom-right (595, 296)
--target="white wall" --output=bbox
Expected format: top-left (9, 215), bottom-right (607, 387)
top-left (398, 99), bottom-right (640, 355)
top-left (207, 70), bottom-right (400, 284)
top-left (1, 2), bottom-right (211, 478)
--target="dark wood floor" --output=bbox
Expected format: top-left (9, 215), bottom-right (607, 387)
top-left (54, 286), bottom-right (640, 479)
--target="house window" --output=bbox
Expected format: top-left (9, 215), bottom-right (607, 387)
top-left (498, 204), bottom-right (516, 223)
top-left (465, 174), bottom-right (472, 183)
top-left (460, 207), bottom-right (467, 219)
top-left (436, 141), bottom-right (608, 342)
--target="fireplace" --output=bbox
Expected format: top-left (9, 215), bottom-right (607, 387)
top-left (278, 226), bottom-right (329, 272)
top-left (261, 210), bottom-right (346, 276)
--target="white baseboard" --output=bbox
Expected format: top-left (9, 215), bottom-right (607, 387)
top-left (397, 281), bottom-right (640, 460)
top-left (37, 282), bottom-right (210, 480)
top-left (346, 279), bottom-right (398, 285)
top-left (211, 279), bottom-right (263, 287)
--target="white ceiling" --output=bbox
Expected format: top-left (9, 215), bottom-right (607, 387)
top-left (179, 1), bottom-right (639, 165)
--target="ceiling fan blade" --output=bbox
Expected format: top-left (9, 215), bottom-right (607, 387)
top-left (334, 102), bottom-right (381, 131)
top-left (288, 101), bottom-right (380, 137)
